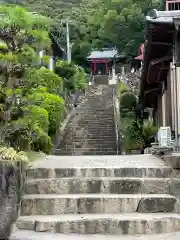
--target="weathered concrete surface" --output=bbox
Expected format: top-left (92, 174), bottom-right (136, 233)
top-left (25, 177), bottom-right (175, 194)
top-left (15, 213), bottom-right (180, 234)
top-left (0, 163), bottom-right (21, 239)
top-left (164, 153), bottom-right (180, 169)
top-left (11, 154), bottom-right (180, 237)
top-left (29, 155), bottom-right (168, 169)
top-left (26, 155), bottom-right (180, 179)
top-left (21, 194), bottom-right (179, 215)
top-left (54, 85), bottom-right (117, 155)
top-left (9, 230), bottom-right (180, 240)
top-left (27, 167), bottom-right (177, 178)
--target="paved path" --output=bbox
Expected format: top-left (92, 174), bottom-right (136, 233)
top-left (10, 230), bottom-right (180, 240)
top-left (30, 154), bottom-right (167, 168)
top-left (12, 154), bottom-right (180, 239)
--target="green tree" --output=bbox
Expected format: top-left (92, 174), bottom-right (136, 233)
top-left (18, 0), bottom-right (161, 66)
top-left (0, 5), bottom-right (55, 154)
top-left (27, 90), bottom-right (65, 135)
top-left (23, 67), bottom-right (63, 95)
top-left (55, 60), bottom-right (87, 93)
top-left (0, 5), bottom-right (51, 88)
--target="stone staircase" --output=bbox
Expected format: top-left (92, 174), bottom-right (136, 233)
top-left (94, 75), bottom-right (109, 85)
top-left (54, 85), bottom-right (117, 155)
top-left (10, 154), bottom-right (180, 239)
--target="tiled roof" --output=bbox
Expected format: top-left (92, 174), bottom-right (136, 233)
top-left (87, 49), bottom-right (118, 59)
top-left (146, 9), bottom-right (180, 23)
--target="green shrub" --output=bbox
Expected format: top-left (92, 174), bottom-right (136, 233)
top-left (1, 119), bottom-right (33, 151)
top-left (121, 118), bottom-right (157, 153)
top-left (23, 105), bottom-right (49, 133)
top-left (117, 81), bottom-right (129, 97)
top-left (27, 91), bottom-right (65, 134)
top-left (142, 119), bottom-right (157, 148)
top-left (24, 67), bottom-right (63, 94)
top-left (55, 60), bottom-right (87, 92)
top-left (55, 60), bottom-right (77, 91)
top-left (75, 66), bottom-right (87, 90)
top-left (120, 92), bottom-right (137, 113)
top-left (1, 117), bottom-right (53, 154)
top-left (31, 125), bottom-right (52, 154)
top-left (121, 119), bottom-right (144, 153)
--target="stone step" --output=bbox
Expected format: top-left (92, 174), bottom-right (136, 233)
top-left (80, 118), bottom-right (114, 121)
top-left (78, 109), bottom-right (113, 111)
top-left (74, 116), bottom-right (114, 119)
top-left (78, 107), bottom-right (113, 111)
top-left (54, 151), bottom-right (118, 156)
top-left (27, 167), bottom-right (177, 179)
top-left (65, 135), bottom-right (116, 139)
top-left (62, 141), bottom-right (117, 147)
top-left (15, 213), bottom-right (180, 235)
top-left (21, 194), bottom-right (179, 215)
top-left (79, 111), bottom-right (114, 114)
top-left (58, 135), bottom-right (115, 140)
top-left (81, 118), bottom-right (114, 121)
top-left (68, 122), bottom-right (115, 126)
top-left (26, 155), bottom-right (177, 178)
top-left (82, 102), bottom-right (113, 105)
top-left (81, 121), bottom-right (114, 124)
top-left (66, 126), bottom-right (115, 130)
top-left (64, 137), bottom-right (116, 141)
top-left (9, 229), bottom-right (180, 240)
top-left (85, 98), bottom-right (112, 100)
top-left (54, 146), bottom-right (117, 150)
top-left (56, 140), bottom-right (116, 144)
top-left (55, 148), bottom-right (117, 153)
top-left (77, 119), bottom-right (115, 123)
top-left (81, 104), bottom-right (113, 106)
top-left (56, 143), bottom-right (117, 147)
top-left (81, 107), bottom-right (114, 110)
top-left (24, 177), bottom-right (180, 195)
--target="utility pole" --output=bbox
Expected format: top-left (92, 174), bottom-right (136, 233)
top-left (66, 20), bottom-right (71, 63)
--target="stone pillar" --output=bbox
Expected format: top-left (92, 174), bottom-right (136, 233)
top-left (48, 56), bottom-right (54, 71)
top-left (121, 66), bottom-right (125, 75)
top-left (39, 50), bottom-right (44, 65)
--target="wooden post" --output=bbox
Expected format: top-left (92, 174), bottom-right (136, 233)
top-left (93, 60), bottom-right (96, 74)
top-left (162, 83), bottom-right (166, 127)
top-left (105, 60), bottom-right (108, 74)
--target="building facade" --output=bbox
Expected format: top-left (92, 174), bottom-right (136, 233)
top-left (139, 9), bottom-right (180, 144)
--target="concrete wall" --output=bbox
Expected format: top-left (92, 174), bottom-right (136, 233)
top-left (0, 163), bottom-right (21, 239)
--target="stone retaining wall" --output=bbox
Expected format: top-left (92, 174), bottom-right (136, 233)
top-left (0, 163), bottom-right (21, 239)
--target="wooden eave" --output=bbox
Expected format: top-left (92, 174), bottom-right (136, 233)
top-left (139, 21), bottom-right (174, 108)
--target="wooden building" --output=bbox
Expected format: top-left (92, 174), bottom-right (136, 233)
top-left (87, 48), bottom-right (118, 75)
top-left (139, 9), bottom-right (180, 141)
top-left (165, 0), bottom-right (180, 10)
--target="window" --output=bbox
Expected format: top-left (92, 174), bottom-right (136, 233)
top-left (166, 0), bottom-right (180, 10)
